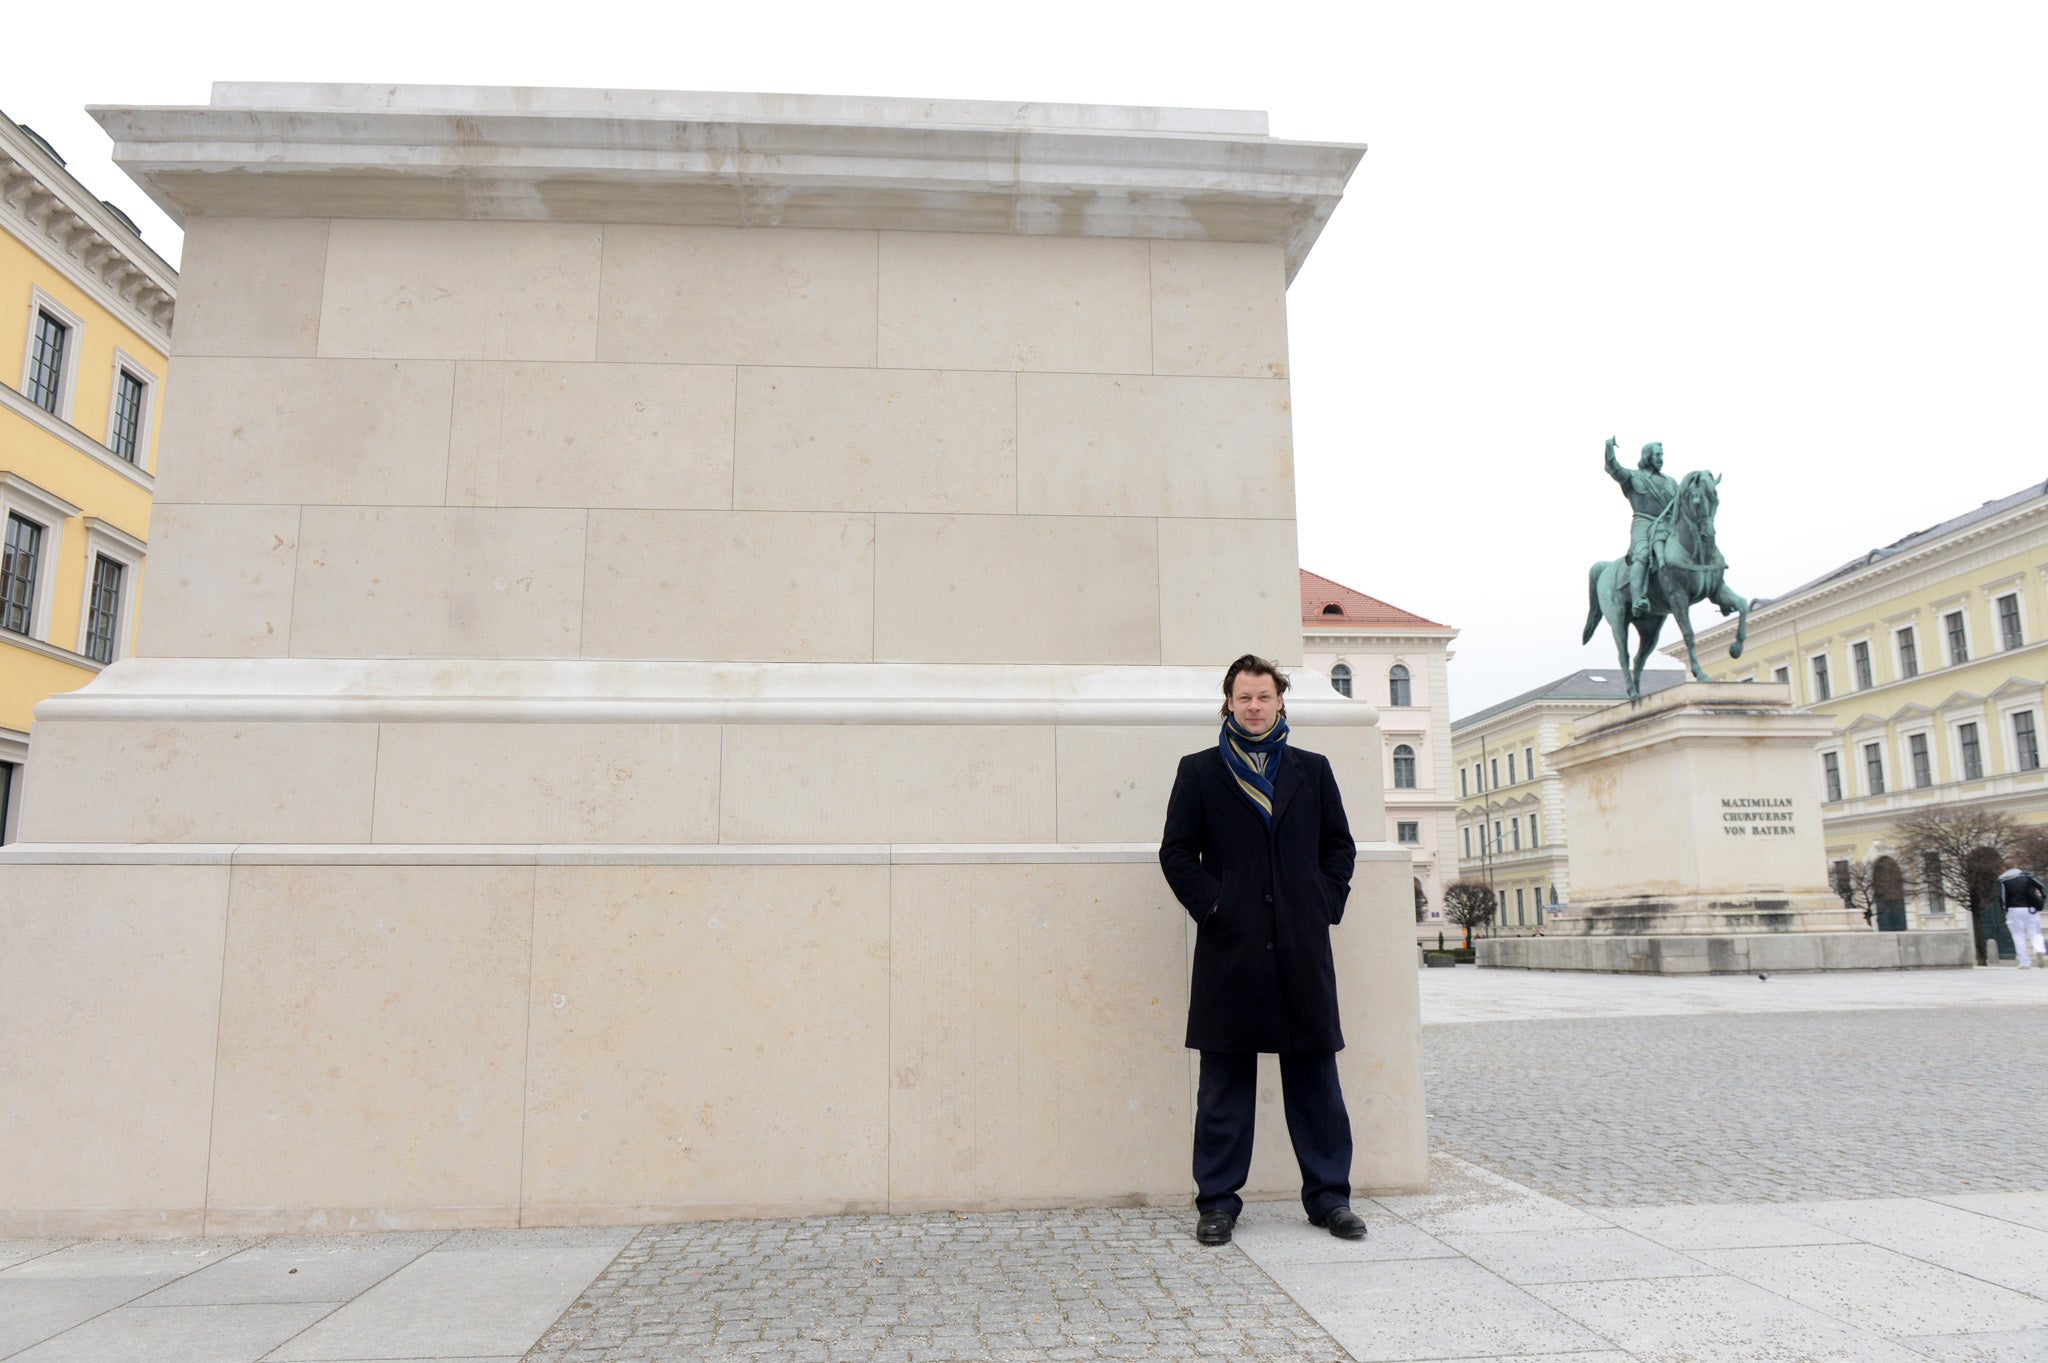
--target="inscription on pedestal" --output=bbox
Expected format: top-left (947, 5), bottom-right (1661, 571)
top-left (1721, 796), bottom-right (1796, 837)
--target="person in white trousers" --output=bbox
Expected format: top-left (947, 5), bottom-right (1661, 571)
top-left (1998, 860), bottom-right (2046, 968)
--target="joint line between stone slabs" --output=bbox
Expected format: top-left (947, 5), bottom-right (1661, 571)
top-left (198, 850), bottom-right (240, 1237)
top-left (251, 1230), bottom-right (458, 1362)
top-left (515, 862), bottom-right (539, 1226)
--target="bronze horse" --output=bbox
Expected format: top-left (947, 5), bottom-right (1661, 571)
top-left (1583, 469), bottom-right (1749, 698)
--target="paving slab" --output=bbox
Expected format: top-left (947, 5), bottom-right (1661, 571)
top-left (1898, 1330), bottom-right (2048, 1361)
top-left (1372, 1154), bottom-right (1606, 1235)
top-left (1601, 1203), bottom-right (1860, 1250)
top-left (1531, 1274), bottom-right (1934, 1362)
top-left (266, 1245), bottom-right (624, 1361)
top-left (1273, 1257), bottom-right (1615, 1362)
top-left (1778, 1197), bottom-right (2048, 1299)
top-left (1695, 1242), bottom-right (2048, 1337)
top-left (5, 1300), bottom-right (334, 1363)
top-left (1931, 1190), bottom-right (2048, 1233)
top-left (0, 1243), bottom-right (70, 1274)
top-left (1436, 1226), bottom-right (1716, 1285)
top-left (1230, 1201), bottom-right (1461, 1266)
top-left (142, 1234), bottom-right (450, 1307)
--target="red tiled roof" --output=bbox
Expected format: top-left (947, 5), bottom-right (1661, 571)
top-left (1299, 569), bottom-right (1449, 630)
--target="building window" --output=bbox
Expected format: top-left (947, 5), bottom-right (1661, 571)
top-left (109, 369), bottom-right (147, 463)
top-left (1329, 662), bottom-right (1352, 698)
top-left (82, 555), bottom-right (124, 664)
top-left (1463, 827), bottom-right (1472, 858)
top-left (1923, 853), bottom-right (1945, 912)
top-left (1821, 751), bottom-right (1842, 802)
top-left (1946, 610), bottom-right (1968, 666)
top-left (1397, 820), bottom-right (1420, 844)
top-left (1490, 757), bottom-right (1499, 789)
top-left (1392, 744), bottom-right (1417, 789)
top-left (1773, 666), bottom-right (1790, 686)
top-left (1959, 722), bottom-right (1983, 780)
top-left (1388, 665), bottom-right (1411, 708)
top-left (1, 514), bottom-right (43, 636)
top-left (1811, 654), bottom-right (1831, 701)
top-left (1528, 814), bottom-right (1540, 847)
top-left (1852, 640), bottom-right (1873, 690)
top-left (26, 310), bottom-right (69, 414)
top-left (1909, 732), bottom-right (1932, 789)
top-left (1897, 627), bottom-right (1918, 678)
top-left (1493, 820), bottom-right (1503, 853)
top-left (2016, 712), bottom-right (2040, 771)
top-left (1510, 819), bottom-right (1521, 851)
top-left (1459, 768), bottom-right (1468, 798)
top-left (1999, 593), bottom-right (2024, 651)
top-left (1550, 885), bottom-right (1559, 905)
top-left (1524, 746), bottom-right (1534, 779)
top-left (1508, 753), bottom-right (1517, 784)
top-left (1515, 888), bottom-right (1526, 924)
top-left (1498, 889), bottom-right (1507, 915)
top-left (1863, 743), bottom-right (1885, 796)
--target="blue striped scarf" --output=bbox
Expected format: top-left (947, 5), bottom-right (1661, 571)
top-left (1220, 713), bottom-right (1289, 828)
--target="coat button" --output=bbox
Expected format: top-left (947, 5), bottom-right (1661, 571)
top-left (1264, 894), bottom-right (1274, 903)
top-left (1265, 941), bottom-right (1274, 950)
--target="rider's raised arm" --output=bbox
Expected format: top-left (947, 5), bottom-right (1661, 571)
top-left (1604, 436), bottom-right (1626, 484)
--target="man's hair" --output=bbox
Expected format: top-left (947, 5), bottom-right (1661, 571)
top-left (1220, 653), bottom-right (1290, 718)
top-left (1641, 441), bottom-right (1663, 462)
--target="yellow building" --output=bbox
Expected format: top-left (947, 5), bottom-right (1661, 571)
top-left (1682, 481), bottom-right (2048, 937)
top-left (0, 115), bottom-right (174, 840)
top-left (1450, 669), bottom-right (1686, 934)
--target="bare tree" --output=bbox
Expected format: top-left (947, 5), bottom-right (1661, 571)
top-left (1442, 879), bottom-right (1497, 948)
top-left (1893, 806), bottom-right (2022, 962)
top-left (2011, 823), bottom-right (2048, 876)
top-left (1829, 857), bottom-right (1878, 925)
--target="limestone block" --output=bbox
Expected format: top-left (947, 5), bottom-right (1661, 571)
top-left (0, 866), bottom-right (228, 1236)
top-left (1157, 518), bottom-right (1304, 666)
top-left (719, 725), bottom-right (1056, 843)
top-left (887, 863), bottom-right (1191, 1206)
top-left (877, 233), bottom-right (1151, 373)
top-left (1149, 241), bottom-right (1290, 379)
top-left (522, 865), bottom-right (891, 1219)
top-left (874, 514), bottom-right (1160, 664)
top-left (152, 357), bottom-right (455, 507)
top-left (20, 721), bottom-right (377, 843)
top-left (204, 866), bottom-right (532, 1227)
top-left (1322, 850), bottom-right (1429, 1194)
top-left (319, 220), bottom-right (603, 361)
top-left (172, 218), bottom-right (330, 358)
top-left (582, 511), bottom-right (875, 662)
top-left (1016, 374), bottom-right (1294, 518)
top-left (1052, 725), bottom-right (1216, 844)
top-left (599, 225), bottom-right (878, 367)
top-left (291, 507), bottom-right (585, 658)
top-left (371, 723), bottom-right (722, 844)
top-left (137, 503), bottom-right (300, 658)
top-left (447, 361), bottom-right (736, 510)
top-left (734, 367), bottom-right (1017, 514)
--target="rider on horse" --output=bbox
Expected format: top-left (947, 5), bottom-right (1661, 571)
top-left (1605, 436), bottom-right (1677, 618)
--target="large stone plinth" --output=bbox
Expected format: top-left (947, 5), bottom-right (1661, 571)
top-left (1478, 682), bottom-right (1970, 973)
top-left (0, 85), bottom-right (1426, 1237)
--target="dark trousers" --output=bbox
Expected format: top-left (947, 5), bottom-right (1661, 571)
top-left (1193, 1050), bottom-right (1353, 1221)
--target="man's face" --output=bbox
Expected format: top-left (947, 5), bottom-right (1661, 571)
top-left (1229, 672), bottom-right (1282, 736)
top-left (1643, 443), bottom-right (1664, 473)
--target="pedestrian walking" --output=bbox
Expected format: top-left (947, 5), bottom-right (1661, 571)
top-left (1159, 654), bottom-right (1368, 1246)
top-left (1998, 857), bottom-right (2046, 968)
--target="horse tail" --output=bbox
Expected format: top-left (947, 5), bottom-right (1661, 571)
top-left (1582, 562), bottom-right (1606, 644)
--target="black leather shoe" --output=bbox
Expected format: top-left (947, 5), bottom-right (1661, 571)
top-left (1313, 1205), bottom-right (1369, 1240)
top-left (1196, 1210), bottom-right (1236, 1245)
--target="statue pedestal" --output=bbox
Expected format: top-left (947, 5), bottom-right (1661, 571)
top-left (1478, 683), bottom-right (1972, 973)
top-left (0, 84), bottom-right (1425, 1238)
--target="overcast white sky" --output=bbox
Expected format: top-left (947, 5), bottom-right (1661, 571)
top-left (12, 1), bottom-right (2045, 714)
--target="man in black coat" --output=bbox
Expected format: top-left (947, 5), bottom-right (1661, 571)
top-left (1159, 653), bottom-right (1367, 1246)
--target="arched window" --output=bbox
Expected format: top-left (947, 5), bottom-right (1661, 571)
top-left (1330, 663), bottom-right (1352, 697)
top-left (1321, 603), bottom-right (1343, 615)
top-left (1392, 744), bottom-right (1417, 789)
top-left (1413, 878), bottom-right (1428, 923)
top-left (1389, 664), bottom-right (1411, 707)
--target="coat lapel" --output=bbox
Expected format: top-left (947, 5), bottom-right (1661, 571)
top-left (1268, 751), bottom-right (1305, 826)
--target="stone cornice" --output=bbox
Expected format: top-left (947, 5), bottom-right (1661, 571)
top-left (0, 123), bottom-right (175, 344)
top-left (91, 83), bottom-right (1366, 282)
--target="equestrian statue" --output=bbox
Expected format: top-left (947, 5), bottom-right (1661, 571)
top-left (1583, 436), bottom-right (1750, 698)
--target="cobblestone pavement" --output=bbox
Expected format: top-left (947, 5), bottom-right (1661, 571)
top-left (524, 1208), bottom-right (1349, 1363)
top-left (1422, 1003), bottom-right (2048, 1206)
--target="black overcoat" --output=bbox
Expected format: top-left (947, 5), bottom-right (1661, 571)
top-left (1159, 743), bottom-right (1357, 1054)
